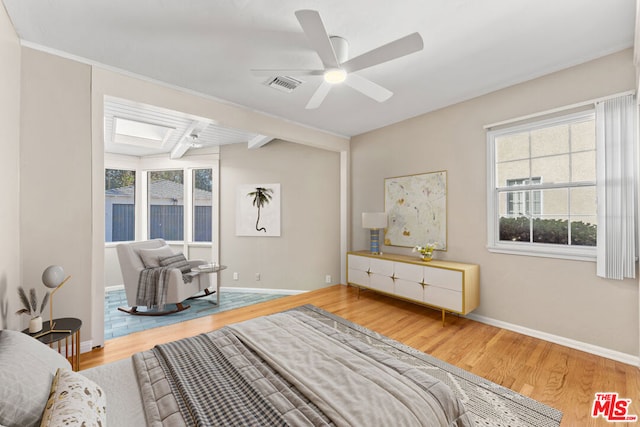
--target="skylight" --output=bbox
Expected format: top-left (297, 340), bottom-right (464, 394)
top-left (112, 117), bottom-right (175, 148)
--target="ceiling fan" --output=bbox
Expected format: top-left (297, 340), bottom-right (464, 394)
top-left (252, 10), bottom-right (424, 109)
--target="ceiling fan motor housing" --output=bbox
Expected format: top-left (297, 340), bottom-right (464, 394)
top-left (329, 36), bottom-right (349, 64)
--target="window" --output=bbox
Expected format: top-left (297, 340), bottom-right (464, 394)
top-left (105, 156), bottom-right (217, 248)
top-left (487, 111), bottom-right (597, 259)
top-left (193, 169), bottom-right (213, 242)
top-left (148, 170), bottom-right (184, 241)
top-left (105, 169), bottom-right (135, 242)
top-left (506, 177), bottom-right (542, 217)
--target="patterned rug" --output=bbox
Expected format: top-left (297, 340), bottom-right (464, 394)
top-left (295, 304), bottom-right (562, 427)
top-left (104, 288), bottom-right (286, 339)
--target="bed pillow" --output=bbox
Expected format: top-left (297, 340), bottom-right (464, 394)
top-left (159, 253), bottom-right (192, 274)
top-left (138, 245), bottom-right (174, 268)
top-left (40, 368), bottom-right (106, 427)
top-left (0, 329), bottom-right (71, 427)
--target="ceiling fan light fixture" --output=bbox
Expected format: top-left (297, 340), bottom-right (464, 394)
top-left (187, 134), bottom-right (203, 148)
top-left (323, 68), bottom-right (347, 84)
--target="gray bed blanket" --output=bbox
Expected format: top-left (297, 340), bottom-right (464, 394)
top-left (133, 311), bottom-right (472, 426)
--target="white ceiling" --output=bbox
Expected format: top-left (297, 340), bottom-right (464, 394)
top-left (3, 0), bottom-right (636, 139)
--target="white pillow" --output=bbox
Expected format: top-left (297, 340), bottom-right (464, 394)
top-left (0, 330), bottom-right (71, 427)
top-left (137, 245), bottom-right (174, 268)
top-left (40, 368), bottom-right (106, 427)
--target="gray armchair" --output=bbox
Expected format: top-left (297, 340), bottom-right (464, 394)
top-left (116, 239), bottom-right (213, 315)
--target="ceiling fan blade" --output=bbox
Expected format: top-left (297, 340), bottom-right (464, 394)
top-left (295, 10), bottom-right (339, 69)
top-left (341, 32), bottom-right (423, 73)
top-left (306, 81), bottom-right (332, 109)
top-left (344, 73), bottom-right (393, 103)
top-left (251, 69), bottom-right (323, 77)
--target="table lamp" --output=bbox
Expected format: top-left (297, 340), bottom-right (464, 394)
top-left (34, 265), bottom-right (71, 338)
top-left (362, 212), bottom-right (387, 254)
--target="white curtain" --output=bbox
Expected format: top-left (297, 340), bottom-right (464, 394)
top-left (596, 94), bottom-right (638, 280)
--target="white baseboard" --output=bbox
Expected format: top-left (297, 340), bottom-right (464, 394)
top-left (105, 284), bottom-right (124, 293)
top-left (464, 312), bottom-right (639, 367)
top-left (80, 340), bottom-right (94, 354)
top-left (220, 286), bottom-right (307, 295)
top-left (55, 340), bottom-right (94, 356)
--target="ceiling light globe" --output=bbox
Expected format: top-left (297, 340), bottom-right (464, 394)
top-left (323, 68), bottom-right (347, 84)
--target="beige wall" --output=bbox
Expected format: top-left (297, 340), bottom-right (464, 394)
top-left (220, 141), bottom-right (341, 290)
top-left (0, 5), bottom-right (21, 330)
top-left (351, 48), bottom-right (638, 357)
top-left (19, 48), bottom-right (93, 334)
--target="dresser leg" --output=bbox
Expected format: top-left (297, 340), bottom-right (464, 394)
top-left (441, 310), bottom-right (445, 327)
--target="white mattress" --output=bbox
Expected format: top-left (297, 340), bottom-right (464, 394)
top-left (81, 358), bottom-right (147, 426)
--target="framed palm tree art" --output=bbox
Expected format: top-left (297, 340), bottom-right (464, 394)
top-left (236, 183), bottom-right (281, 236)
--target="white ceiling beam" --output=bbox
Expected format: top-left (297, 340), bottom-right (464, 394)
top-left (170, 120), bottom-right (210, 159)
top-left (170, 123), bottom-right (198, 159)
top-left (169, 141), bottom-right (190, 159)
top-left (248, 134), bottom-right (274, 150)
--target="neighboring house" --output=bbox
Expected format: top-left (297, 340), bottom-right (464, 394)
top-left (105, 179), bottom-right (212, 242)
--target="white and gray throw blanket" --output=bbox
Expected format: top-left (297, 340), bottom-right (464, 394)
top-left (136, 267), bottom-right (173, 310)
top-left (133, 311), bottom-right (473, 426)
top-left (136, 267), bottom-right (195, 310)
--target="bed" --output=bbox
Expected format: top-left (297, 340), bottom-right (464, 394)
top-left (0, 310), bottom-right (472, 426)
top-left (0, 305), bottom-right (562, 427)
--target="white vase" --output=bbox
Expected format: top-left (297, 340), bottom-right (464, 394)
top-left (29, 316), bottom-right (43, 333)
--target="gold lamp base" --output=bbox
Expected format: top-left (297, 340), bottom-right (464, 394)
top-left (36, 274), bottom-right (71, 338)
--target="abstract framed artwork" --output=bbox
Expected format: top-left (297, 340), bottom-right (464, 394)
top-left (236, 183), bottom-right (281, 236)
top-left (384, 171), bottom-right (447, 250)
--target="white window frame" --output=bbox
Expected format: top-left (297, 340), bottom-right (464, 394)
top-left (486, 110), bottom-right (597, 261)
top-left (105, 153), bottom-right (219, 261)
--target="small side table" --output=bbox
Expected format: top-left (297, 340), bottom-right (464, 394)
top-left (191, 264), bottom-right (227, 305)
top-left (23, 317), bottom-right (82, 371)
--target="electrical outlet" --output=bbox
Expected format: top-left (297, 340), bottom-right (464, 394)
top-left (233, 272), bottom-right (238, 280)
top-left (255, 273), bottom-right (261, 281)
top-left (325, 275), bottom-right (332, 284)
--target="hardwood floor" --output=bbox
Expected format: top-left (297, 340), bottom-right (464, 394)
top-left (81, 284), bottom-right (640, 427)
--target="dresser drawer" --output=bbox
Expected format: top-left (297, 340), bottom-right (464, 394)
top-left (347, 268), bottom-right (370, 287)
top-left (424, 286), bottom-right (462, 312)
top-left (394, 279), bottom-right (423, 302)
top-left (424, 267), bottom-right (462, 291)
top-left (394, 262), bottom-right (423, 282)
top-left (370, 274), bottom-right (394, 294)
top-left (348, 254), bottom-right (370, 272)
top-left (369, 258), bottom-right (394, 276)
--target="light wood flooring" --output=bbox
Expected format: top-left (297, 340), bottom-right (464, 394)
top-left (81, 284), bottom-right (640, 427)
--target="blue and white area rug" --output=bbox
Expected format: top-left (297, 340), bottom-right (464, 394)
top-left (104, 288), bottom-right (286, 339)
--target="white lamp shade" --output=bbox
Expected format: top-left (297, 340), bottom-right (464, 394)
top-left (42, 265), bottom-right (65, 289)
top-left (362, 212), bottom-right (387, 229)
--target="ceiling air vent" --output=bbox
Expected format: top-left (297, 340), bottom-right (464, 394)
top-left (265, 76), bottom-right (303, 93)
